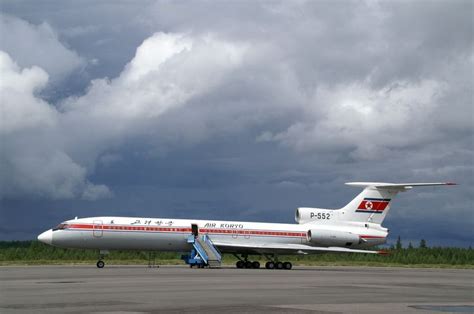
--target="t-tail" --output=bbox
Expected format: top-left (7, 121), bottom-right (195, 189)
top-left (341, 182), bottom-right (456, 225)
top-left (295, 182), bottom-right (456, 226)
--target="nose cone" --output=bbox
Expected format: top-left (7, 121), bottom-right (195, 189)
top-left (37, 229), bottom-right (53, 245)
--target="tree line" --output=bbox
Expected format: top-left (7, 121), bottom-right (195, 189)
top-left (0, 239), bottom-right (472, 267)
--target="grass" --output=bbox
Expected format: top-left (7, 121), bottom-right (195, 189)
top-left (1, 241), bottom-right (472, 269)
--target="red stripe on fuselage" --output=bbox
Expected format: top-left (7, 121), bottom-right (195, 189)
top-left (65, 224), bottom-right (307, 237)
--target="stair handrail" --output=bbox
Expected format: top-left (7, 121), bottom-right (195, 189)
top-left (193, 238), bottom-right (209, 263)
top-left (203, 234), bottom-right (222, 261)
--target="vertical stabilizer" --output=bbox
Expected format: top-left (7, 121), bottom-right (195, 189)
top-left (341, 182), bottom-right (456, 225)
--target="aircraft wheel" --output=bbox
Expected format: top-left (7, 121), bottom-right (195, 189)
top-left (96, 260), bottom-right (105, 268)
top-left (244, 261), bottom-right (253, 268)
top-left (265, 261), bottom-right (275, 269)
top-left (236, 261), bottom-right (244, 268)
top-left (283, 262), bottom-right (292, 270)
top-left (252, 261), bottom-right (260, 269)
top-left (276, 262), bottom-right (283, 270)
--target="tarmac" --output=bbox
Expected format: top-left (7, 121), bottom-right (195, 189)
top-left (0, 265), bottom-right (473, 313)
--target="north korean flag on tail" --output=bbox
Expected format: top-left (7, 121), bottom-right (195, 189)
top-left (356, 198), bottom-right (391, 214)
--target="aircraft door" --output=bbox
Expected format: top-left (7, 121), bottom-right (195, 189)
top-left (93, 220), bottom-right (103, 237)
top-left (191, 224), bottom-right (199, 237)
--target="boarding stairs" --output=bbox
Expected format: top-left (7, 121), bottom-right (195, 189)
top-left (183, 234), bottom-right (222, 268)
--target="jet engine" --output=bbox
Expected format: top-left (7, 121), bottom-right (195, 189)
top-left (307, 229), bottom-right (360, 247)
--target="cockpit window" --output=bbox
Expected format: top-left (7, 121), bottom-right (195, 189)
top-left (52, 223), bottom-right (69, 231)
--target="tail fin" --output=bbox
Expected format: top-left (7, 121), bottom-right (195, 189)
top-left (342, 182), bottom-right (456, 225)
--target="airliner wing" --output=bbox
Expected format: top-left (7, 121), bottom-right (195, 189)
top-left (211, 240), bottom-right (383, 255)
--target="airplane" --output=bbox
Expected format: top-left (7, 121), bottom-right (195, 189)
top-left (37, 182), bottom-right (455, 269)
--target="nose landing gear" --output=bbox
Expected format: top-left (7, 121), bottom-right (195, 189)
top-left (96, 250), bottom-right (109, 268)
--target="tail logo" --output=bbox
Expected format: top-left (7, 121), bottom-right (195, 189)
top-left (365, 201), bottom-right (373, 210)
top-left (356, 198), bottom-right (390, 213)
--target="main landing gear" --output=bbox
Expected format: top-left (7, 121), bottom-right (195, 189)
top-left (263, 254), bottom-right (292, 270)
top-left (264, 261), bottom-right (292, 270)
top-left (234, 254), bottom-right (260, 269)
top-left (96, 250), bottom-right (109, 268)
top-left (235, 260), bottom-right (261, 269)
top-left (233, 254), bottom-right (292, 270)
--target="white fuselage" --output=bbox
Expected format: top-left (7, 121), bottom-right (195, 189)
top-left (41, 216), bottom-right (387, 253)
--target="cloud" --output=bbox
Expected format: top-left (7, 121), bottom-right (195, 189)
top-left (0, 2), bottom-right (472, 245)
top-left (55, 32), bottom-right (249, 162)
top-left (1, 32), bottom-right (247, 200)
top-left (2, 5), bottom-right (472, 201)
top-left (63, 32), bottom-right (246, 120)
top-left (0, 14), bottom-right (84, 81)
top-left (0, 51), bottom-right (55, 133)
top-left (0, 51), bottom-right (110, 200)
top-left (260, 79), bottom-right (450, 159)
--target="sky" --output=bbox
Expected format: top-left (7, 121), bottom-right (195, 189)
top-left (0, 0), bottom-right (472, 247)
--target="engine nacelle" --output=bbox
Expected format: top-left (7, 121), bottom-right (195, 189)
top-left (307, 229), bottom-right (360, 247)
top-left (295, 207), bottom-right (336, 224)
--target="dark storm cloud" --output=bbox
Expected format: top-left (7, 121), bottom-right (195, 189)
top-left (0, 1), bottom-right (472, 246)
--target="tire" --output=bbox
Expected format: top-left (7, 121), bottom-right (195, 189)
top-left (236, 260), bottom-right (244, 268)
top-left (265, 261), bottom-right (275, 269)
top-left (96, 260), bottom-right (105, 268)
top-left (245, 261), bottom-right (253, 268)
top-left (276, 262), bottom-right (283, 269)
top-left (283, 262), bottom-right (292, 270)
top-left (252, 261), bottom-right (260, 269)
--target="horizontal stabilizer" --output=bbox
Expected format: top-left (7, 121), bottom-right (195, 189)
top-left (345, 182), bottom-right (456, 190)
